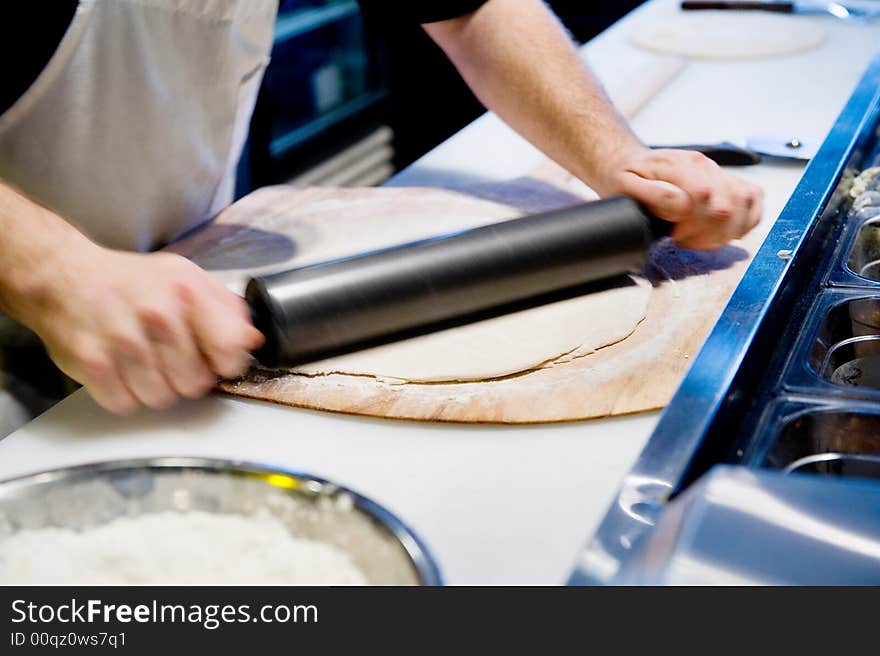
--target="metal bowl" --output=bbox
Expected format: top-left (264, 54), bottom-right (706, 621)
top-left (0, 457), bottom-right (441, 585)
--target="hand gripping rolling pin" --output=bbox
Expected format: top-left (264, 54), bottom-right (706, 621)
top-left (246, 196), bottom-right (670, 367)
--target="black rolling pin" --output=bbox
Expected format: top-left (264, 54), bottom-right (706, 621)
top-left (246, 196), bottom-right (670, 367)
top-left (681, 2), bottom-right (795, 11)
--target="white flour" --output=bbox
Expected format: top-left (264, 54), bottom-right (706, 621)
top-left (0, 510), bottom-right (368, 585)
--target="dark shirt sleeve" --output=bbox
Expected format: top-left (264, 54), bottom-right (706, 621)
top-left (0, 1), bottom-right (79, 116)
top-left (356, 0), bottom-right (490, 25)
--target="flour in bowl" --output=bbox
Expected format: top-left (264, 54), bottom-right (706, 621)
top-left (0, 510), bottom-right (368, 585)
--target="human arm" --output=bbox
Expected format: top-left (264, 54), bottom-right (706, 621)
top-left (422, 0), bottom-right (763, 250)
top-left (0, 180), bottom-right (263, 414)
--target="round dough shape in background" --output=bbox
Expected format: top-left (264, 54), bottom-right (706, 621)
top-left (630, 11), bottom-right (827, 60)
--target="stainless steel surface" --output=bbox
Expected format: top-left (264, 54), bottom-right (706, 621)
top-left (810, 298), bottom-right (880, 386)
top-left (570, 48), bottom-right (880, 585)
top-left (783, 452), bottom-right (880, 477)
top-left (746, 134), bottom-right (821, 161)
top-left (848, 216), bottom-right (880, 280)
top-left (613, 466), bottom-right (880, 585)
top-left (652, 137), bottom-right (820, 164)
top-left (682, 1), bottom-right (880, 21)
top-left (764, 408), bottom-right (880, 475)
top-left (0, 457), bottom-right (441, 585)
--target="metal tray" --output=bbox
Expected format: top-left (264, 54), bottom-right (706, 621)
top-left (571, 48), bottom-right (880, 585)
top-left (827, 184), bottom-right (880, 288)
top-left (781, 290), bottom-right (880, 401)
top-left (741, 398), bottom-right (880, 482)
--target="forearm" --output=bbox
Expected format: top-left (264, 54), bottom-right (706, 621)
top-left (424, 0), bottom-right (643, 195)
top-left (0, 180), bottom-right (98, 327)
top-left (0, 179), bottom-right (262, 414)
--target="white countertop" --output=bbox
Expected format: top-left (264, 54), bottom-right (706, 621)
top-left (3, 0), bottom-right (880, 585)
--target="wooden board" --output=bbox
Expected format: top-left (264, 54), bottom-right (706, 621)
top-left (166, 183), bottom-right (765, 424)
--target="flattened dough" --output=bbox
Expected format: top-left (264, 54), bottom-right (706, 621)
top-left (169, 186), bottom-right (652, 385)
top-left (631, 12), bottom-right (827, 60)
top-left (290, 276), bottom-right (651, 383)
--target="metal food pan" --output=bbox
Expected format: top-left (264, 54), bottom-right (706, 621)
top-left (740, 398), bottom-right (880, 483)
top-left (780, 289), bottom-right (880, 402)
top-left (826, 203), bottom-right (880, 288)
top-left (825, 142), bottom-right (880, 288)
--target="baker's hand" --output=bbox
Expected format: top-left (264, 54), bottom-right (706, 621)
top-left (29, 247), bottom-right (264, 415)
top-left (600, 147), bottom-right (764, 251)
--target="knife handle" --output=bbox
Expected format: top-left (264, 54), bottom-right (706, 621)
top-left (652, 142), bottom-right (762, 166)
top-left (681, 2), bottom-right (795, 11)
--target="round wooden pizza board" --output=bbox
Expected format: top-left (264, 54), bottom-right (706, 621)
top-left (166, 183), bottom-right (760, 423)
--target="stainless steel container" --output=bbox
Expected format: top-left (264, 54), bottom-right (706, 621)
top-left (0, 457), bottom-right (441, 585)
top-left (571, 47), bottom-right (880, 585)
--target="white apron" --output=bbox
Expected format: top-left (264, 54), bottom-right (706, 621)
top-left (0, 0), bottom-right (276, 251)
